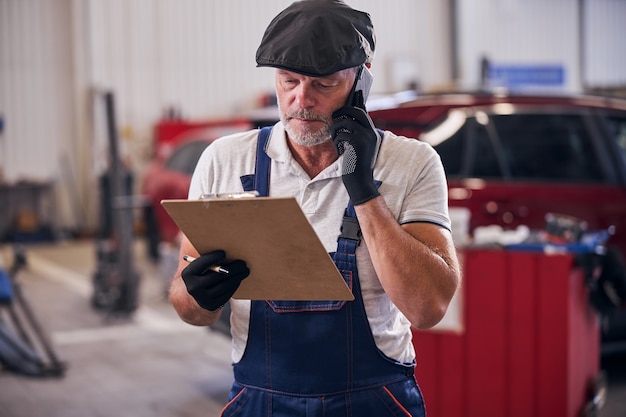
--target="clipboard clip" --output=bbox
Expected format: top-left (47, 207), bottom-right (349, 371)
top-left (338, 216), bottom-right (362, 245)
top-left (200, 191), bottom-right (260, 200)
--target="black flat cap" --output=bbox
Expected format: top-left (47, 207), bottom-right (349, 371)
top-left (256, 0), bottom-right (375, 77)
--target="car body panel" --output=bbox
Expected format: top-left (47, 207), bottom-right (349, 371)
top-left (448, 180), bottom-right (626, 257)
top-left (370, 94), bottom-right (626, 248)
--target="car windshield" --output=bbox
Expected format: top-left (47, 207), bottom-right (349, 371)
top-left (165, 141), bottom-right (210, 175)
top-left (421, 110), bottom-right (606, 183)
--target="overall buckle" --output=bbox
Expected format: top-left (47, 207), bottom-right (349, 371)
top-left (338, 216), bottom-right (362, 245)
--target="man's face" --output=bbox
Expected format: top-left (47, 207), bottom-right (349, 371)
top-left (275, 68), bottom-right (356, 147)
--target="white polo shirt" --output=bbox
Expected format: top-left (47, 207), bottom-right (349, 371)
top-left (188, 122), bottom-right (450, 365)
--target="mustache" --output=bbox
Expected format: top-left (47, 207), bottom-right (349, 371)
top-left (285, 109), bottom-right (328, 124)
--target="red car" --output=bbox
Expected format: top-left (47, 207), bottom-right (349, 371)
top-left (143, 138), bottom-right (213, 245)
top-left (369, 92), bottom-right (626, 353)
top-left (370, 94), bottom-right (626, 254)
top-left (142, 122), bottom-right (260, 250)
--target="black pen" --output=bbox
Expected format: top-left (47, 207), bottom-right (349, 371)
top-left (183, 255), bottom-right (230, 274)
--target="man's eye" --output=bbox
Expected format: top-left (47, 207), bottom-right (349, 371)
top-left (316, 82), bottom-right (336, 90)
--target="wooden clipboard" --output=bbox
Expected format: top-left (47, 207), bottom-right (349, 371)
top-left (161, 197), bottom-right (354, 301)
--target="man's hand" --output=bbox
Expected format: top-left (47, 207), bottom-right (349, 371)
top-left (331, 106), bottom-right (381, 205)
top-left (181, 250), bottom-right (250, 311)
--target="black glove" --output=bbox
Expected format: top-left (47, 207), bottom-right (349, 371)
top-left (181, 250), bottom-right (250, 311)
top-left (331, 106), bottom-right (381, 205)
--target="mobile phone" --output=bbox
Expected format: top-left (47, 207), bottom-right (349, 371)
top-left (346, 65), bottom-right (374, 110)
top-left (344, 65), bottom-right (380, 169)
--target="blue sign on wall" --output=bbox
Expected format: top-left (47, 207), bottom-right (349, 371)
top-left (489, 65), bottom-right (565, 89)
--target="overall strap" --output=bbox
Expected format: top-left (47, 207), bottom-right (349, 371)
top-left (252, 126), bottom-right (272, 197)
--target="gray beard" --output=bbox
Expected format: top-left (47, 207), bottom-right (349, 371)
top-left (284, 123), bottom-right (332, 146)
top-left (280, 107), bottom-right (332, 147)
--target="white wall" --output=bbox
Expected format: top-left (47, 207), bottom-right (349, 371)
top-left (583, 0), bottom-right (626, 88)
top-left (455, 0), bottom-right (626, 92)
top-left (456, 0), bottom-right (581, 91)
top-left (0, 0), bottom-right (624, 233)
top-left (0, 0), bottom-right (81, 228)
top-left (1, 0), bottom-right (450, 231)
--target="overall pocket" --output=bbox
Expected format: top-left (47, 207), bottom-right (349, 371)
top-left (345, 379), bottom-right (426, 417)
top-left (267, 258), bottom-right (353, 313)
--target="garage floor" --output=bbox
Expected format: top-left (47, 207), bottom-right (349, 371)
top-left (0, 239), bottom-right (625, 417)
top-left (0, 240), bottom-right (233, 417)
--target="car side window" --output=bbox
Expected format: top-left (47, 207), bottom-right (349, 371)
top-left (606, 115), bottom-right (626, 167)
top-left (424, 110), bottom-right (606, 183)
top-left (429, 125), bottom-right (465, 177)
top-left (165, 141), bottom-right (210, 175)
top-left (492, 113), bottom-right (605, 183)
top-left (469, 119), bottom-right (505, 178)
top-left (423, 112), bottom-right (503, 178)
top-left (431, 116), bottom-right (507, 179)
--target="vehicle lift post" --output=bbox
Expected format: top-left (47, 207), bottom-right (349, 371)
top-left (91, 91), bottom-right (141, 316)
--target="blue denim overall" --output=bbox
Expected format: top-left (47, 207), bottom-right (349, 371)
top-left (222, 127), bottom-right (425, 417)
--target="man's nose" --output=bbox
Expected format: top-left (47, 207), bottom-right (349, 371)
top-left (295, 84), bottom-right (316, 108)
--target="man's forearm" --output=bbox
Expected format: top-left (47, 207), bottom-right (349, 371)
top-left (169, 275), bottom-right (223, 326)
top-left (355, 196), bottom-right (460, 328)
